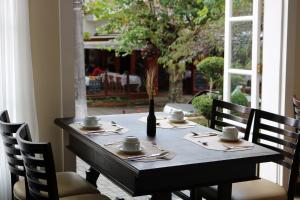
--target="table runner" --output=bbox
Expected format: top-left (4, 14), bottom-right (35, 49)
top-left (139, 116), bottom-right (197, 129)
top-left (70, 121), bottom-right (128, 135)
top-left (103, 140), bottom-right (175, 162)
top-left (184, 133), bottom-right (254, 151)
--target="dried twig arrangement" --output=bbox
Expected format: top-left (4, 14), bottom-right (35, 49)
top-left (146, 67), bottom-right (157, 100)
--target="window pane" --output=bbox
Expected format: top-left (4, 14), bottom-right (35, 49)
top-left (230, 74), bottom-right (251, 106)
top-left (231, 21), bottom-right (252, 70)
top-left (232, 0), bottom-right (253, 17)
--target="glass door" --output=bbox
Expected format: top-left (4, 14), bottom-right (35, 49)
top-left (224, 0), bottom-right (281, 184)
top-left (223, 0), bottom-right (262, 108)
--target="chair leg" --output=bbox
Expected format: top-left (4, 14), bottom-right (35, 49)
top-left (85, 167), bottom-right (100, 187)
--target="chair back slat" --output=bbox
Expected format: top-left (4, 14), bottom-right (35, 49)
top-left (8, 165), bottom-right (25, 176)
top-left (2, 134), bottom-right (19, 144)
top-left (214, 120), bottom-right (246, 133)
top-left (25, 166), bottom-right (48, 179)
top-left (259, 133), bottom-right (297, 149)
top-left (0, 110), bottom-right (26, 189)
top-left (28, 188), bottom-right (49, 200)
top-left (17, 124), bottom-right (59, 200)
top-left (5, 145), bottom-right (23, 155)
top-left (258, 143), bottom-right (294, 160)
top-left (210, 100), bottom-right (255, 140)
top-left (7, 155), bottom-right (24, 166)
top-left (24, 155), bottom-right (47, 167)
top-left (252, 109), bottom-right (300, 200)
top-left (215, 111), bottom-right (248, 124)
top-left (259, 123), bottom-right (299, 139)
top-left (214, 99), bottom-right (252, 113)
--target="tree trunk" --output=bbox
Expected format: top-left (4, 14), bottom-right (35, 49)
top-left (168, 70), bottom-right (184, 103)
top-left (209, 77), bottom-right (213, 98)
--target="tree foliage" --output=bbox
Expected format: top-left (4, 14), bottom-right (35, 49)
top-left (192, 93), bottom-right (219, 125)
top-left (196, 56), bottom-right (224, 94)
top-left (84, 0), bottom-right (225, 102)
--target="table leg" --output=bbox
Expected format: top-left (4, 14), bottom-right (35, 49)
top-left (190, 188), bottom-right (203, 200)
top-left (151, 192), bottom-right (172, 200)
top-left (217, 183), bottom-right (232, 200)
top-left (86, 167), bottom-right (100, 187)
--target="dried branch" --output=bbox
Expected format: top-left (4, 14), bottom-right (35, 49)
top-left (146, 67), bottom-right (157, 100)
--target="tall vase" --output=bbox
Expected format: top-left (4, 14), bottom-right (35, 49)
top-left (147, 99), bottom-right (156, 137)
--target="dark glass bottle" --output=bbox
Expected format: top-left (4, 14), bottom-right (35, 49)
top-left (147, 99), bottom-right (156, 137)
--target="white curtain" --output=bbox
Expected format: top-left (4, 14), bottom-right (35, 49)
top-left (0, 0), bottom-right (38, 199)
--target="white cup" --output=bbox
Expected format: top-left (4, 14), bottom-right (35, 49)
top-left (169, 110), bottom-right (184, 121)
top-left (84, 116), bottom-right (99, 127)
top-left (122, 136), bottom-right (140, 151)
top-left (222, 126), bottom-right (238, 140)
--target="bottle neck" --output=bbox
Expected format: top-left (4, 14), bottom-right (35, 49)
top-left (149, 99), bottom-right (155, 114)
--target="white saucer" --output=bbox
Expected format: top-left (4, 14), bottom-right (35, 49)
top-left (79, 122), bottom-right (102, 130)
top-left (219, 135), bottom-right (240, 142)
top-left (168, 118), bottom-right (186, 123)
top-left (118, 146), bottom-right (144, 154)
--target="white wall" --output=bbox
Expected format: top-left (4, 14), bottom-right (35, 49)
top-left (262, 0), bottom-right (299, 188)
top-left (59, 0), bottom-right (76, 171)
top-left (29, 0), bottom-right (76, 171)
top-left (29, 0), bottom-right (63, 170)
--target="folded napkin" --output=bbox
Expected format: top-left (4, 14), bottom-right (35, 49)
top-left (184, 133), bottom-right (254, 151)
top-left (103, 140), bottom-right (175, 162)
top-left (70, 121), bottom-right (128, 136)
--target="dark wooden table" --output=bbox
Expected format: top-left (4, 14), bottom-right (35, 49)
top-left (55, 113), bottom-right (282, 200)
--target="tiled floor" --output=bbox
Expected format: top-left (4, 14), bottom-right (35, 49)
top-left (76, 158), bottom-right (183, 200)
top-left (76, 158), bottom-right (149, 199)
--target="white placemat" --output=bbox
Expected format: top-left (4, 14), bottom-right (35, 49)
top-left (103, 140), bottom-right (176, 162)
top-left (184, 133), bottom-right (254, 151)
top-left (139, 116), bottom-right (197, 129)
top-left (70, 121), bottom-right (128, 136)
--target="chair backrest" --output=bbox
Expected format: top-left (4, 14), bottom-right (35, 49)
top-left (0, 110), bottom-right (26, 191)
top-left (16, 124), bottom-right (59, 200)
top-left (293, 96), bottom-right (300, 132)
top-left (210, 99), bottom-right (255, 140)
top-left (252, 109), bottom-right (300, 200)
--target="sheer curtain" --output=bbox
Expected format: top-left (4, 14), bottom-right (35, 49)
top-left (0, 0), bottom-right (38, 199)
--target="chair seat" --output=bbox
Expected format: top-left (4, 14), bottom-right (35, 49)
top-left (61, 193), bottom-right (111, 200)
top-left (13, 179), bottom-right (26, 200)
top-left (13, 172), bottom-right (99, 200)
top-left (198, 179), bottom-right (287, 200)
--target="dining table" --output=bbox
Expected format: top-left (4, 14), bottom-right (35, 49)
top-left (55, 112), bottom-right (283, 200)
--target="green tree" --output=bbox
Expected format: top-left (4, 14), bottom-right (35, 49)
top-left (196, 56), bottom-right (224, 96)
top-left (84, 0), bottom-right (225, 102)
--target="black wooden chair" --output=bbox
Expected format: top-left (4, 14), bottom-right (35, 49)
top-left (174, 100), bottom-right (255, 200)
top-left (16, 124), bottom-right (111, 200)
top-left (292, 95), bottom-right (300, 192)
top-left (0, 110), bottom-right (101, 200)
top-left (293, 95), bottom-right (300, 132)
top-left (197, 109), bottom-right (300, 200)
top-left (0, 110), bottom-right (26, 200)
top-left (210, 99), bottom-right (255, 141)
